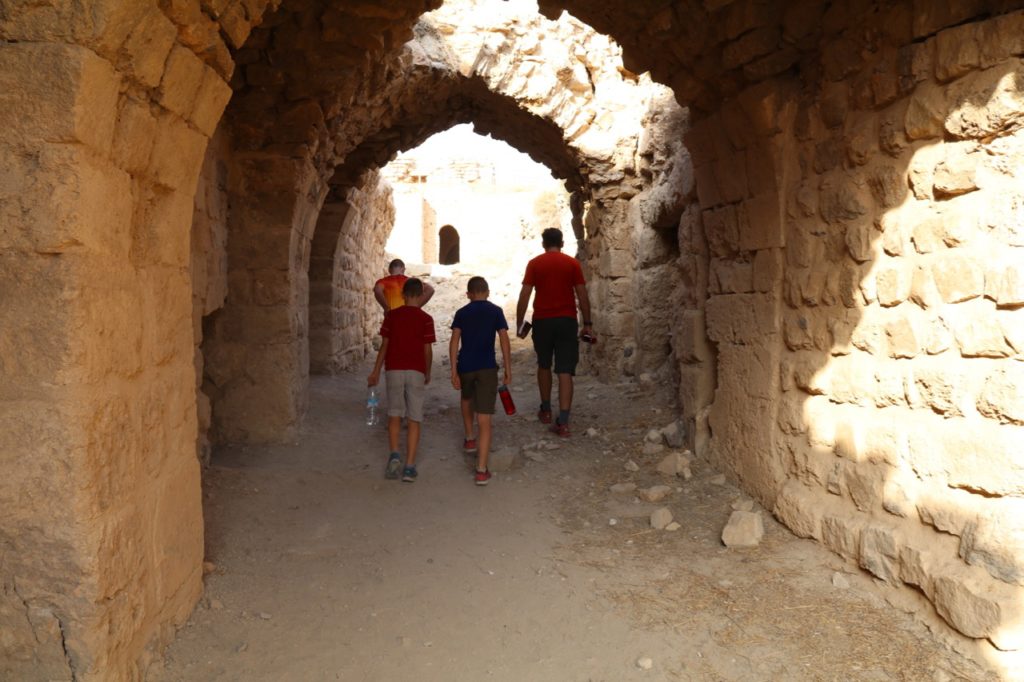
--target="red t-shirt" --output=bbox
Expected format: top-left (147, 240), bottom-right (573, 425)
top-left (376, 274), bottom-right (408, 311)
top-left (523, 251), bottom-right (586, 320)
top-left (380, 305), bottom-right (436, 373)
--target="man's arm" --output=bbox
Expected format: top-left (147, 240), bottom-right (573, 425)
top-left (421, 282), bottom-right (436, 306)
top-left (449, 329), bottom-right (462, 389)
top-left (368, 338), bottom-right (389, 386)
top-left (575, 282), bottom-right (593, 334)
top-left (498, 329), bottom-right (512, 385)
top-left (373, 283), bottom-right (387, 312)
top-left (423, 343), bottom-right (433, 385)
top-left (516, 284), bottom-right (533, 337)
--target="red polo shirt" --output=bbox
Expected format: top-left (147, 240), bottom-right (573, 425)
top-left (523, 251), bottom-right (586, 320)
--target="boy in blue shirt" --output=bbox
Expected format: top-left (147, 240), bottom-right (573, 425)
top-left (449, 276), bottom-right (512, 486)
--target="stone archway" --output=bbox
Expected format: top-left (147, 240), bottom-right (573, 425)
top-left (438, 224), bottom-right (460, 265)
top-left (4, 0), bottom-right (1024, 678)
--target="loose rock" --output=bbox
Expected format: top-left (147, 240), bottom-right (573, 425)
top-left (624, 459), bottom-right (640, 472)
top-left (642, 441), bottom-right (665, 456)
top-left (660, 421), bottom-right (686, 449)
top-left (710, 473), bottom-right (727, 485)
top-left (608, 518), bottom-right (618, 526)
top-left (721, 510), bottom-right (764, 548)
top-left (586, 427), bottom-right (599, 437)
top-left (656, 451), bottom-right (691, 477)
top-left (640, 485), bottom-right (673, 502)
top-left (645, 429), bottom-right (662, 443)
top-left (665, 521), bottom-right (681, 532)
top-left (650, 507), bottom-right (673, 529)
top-left (832, 572), bottom-right (850, 589)
top-left (730, 498), bottom-right (755, 512)
top-left (636, 656), bottom-right (654, 670)
top-left (609, 482), bottom-right (637, 494)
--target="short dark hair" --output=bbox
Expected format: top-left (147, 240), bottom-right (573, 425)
top-left (402, 277), bottom-right (423, 298)
top-left (467, 276), bottom-right (489, 295)
top-left (389, 258), bottom-right (405, 273)
top-left (541, 228), bottom-right (563, 248)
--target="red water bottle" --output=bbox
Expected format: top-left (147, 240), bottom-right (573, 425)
top-left (498, 384), bottom-right (516, 415)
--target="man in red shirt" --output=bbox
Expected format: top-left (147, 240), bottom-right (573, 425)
top-left (516, 228), bottom-right (594, 437)
top-left (368, 278), bottom-right (436, 481)
top-left (374, 259), bottom-right (435, 314)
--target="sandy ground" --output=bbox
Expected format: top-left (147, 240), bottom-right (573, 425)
top-left (151, 335), bottom-right (997, 682)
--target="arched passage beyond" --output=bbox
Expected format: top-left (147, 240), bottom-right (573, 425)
top-left (438, 225), bottom-right (460, 265)
top-left (3, 0), bottom-right (1024, 678)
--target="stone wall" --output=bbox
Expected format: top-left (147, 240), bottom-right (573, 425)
top-left (190, 127), bottom-right (230, 463)
top-left (309, 171), bottom-right (394, 374)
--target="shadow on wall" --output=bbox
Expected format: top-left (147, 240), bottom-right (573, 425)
top-left (757, 47), bottom-right (1024, 673)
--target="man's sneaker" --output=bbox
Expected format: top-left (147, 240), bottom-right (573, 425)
top-left (550, 421), bottom-right (570, 438)
top-left (474, 469), bottom-right (492, 486)
top-left (538, 407), bottom-right (553, 424)
top-left (385, 453), bottom-right (402, 479)
top-left (463, 438), bottom-right (478, 454)
top-left (401, 466), bottom-right (418, 483)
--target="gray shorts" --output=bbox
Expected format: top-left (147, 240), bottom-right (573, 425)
top-left (385, 370), bottom-right (426, 422)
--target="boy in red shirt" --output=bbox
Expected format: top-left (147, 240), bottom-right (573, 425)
top-left (368, 278), bottom-right (436, 482)
top-left (516, 228), bottom-right (594, 437)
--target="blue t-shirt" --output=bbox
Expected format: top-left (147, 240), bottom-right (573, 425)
top-left (451, 300), bottom-right (509, 374)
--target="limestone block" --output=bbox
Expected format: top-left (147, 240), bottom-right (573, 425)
top-left (977, 366), bottom-right (1024, 424)
top-left (911, 365), bottom-right (969, 416)
top-left (0, 43), bottom-right (120, 156)
top-left (819, 178), bottom-right (868, 224)
top-left (693, 162), bottom-right (723, 209)
top-left (934, 21), bottom-right (982, 82)
top-left (925, 315), bottom-right (954, 355)
top-left (886, 315), bottom-right (923, 359)
top-left (146, 113), bottom-right (207, 190)
top-left (706, 293), bottom-right (777, 346)
top-left (191, 67), bottom-right (233, 137)
top-left (905, 81), bottom-right (946, 140)
top-left (931, 252), bottom-right (984, 303)
top-left (821, 512), bottom-right (865, 561)
top-left (751, 248), bottom-right (782, 292)
top-left (738, 193), bottom-right (783, 251)
top-left (933, 567), bottom-right (1024, 650)
top-left (945, 63), bottom-right (1024, 139)
top-left (845, 460), bottom-right (889, 514)
top-left (910, 264), bottom-right (942, 309)
top-left (159, 44), bottom-right (207, 119)
top-left (710, 258), bottom-right (753, 294)
top-left (721, 510), bottom-right (764, 548)
top-left (932, 143), bottom-right (979, 197)
top-left (859, 523), bottom-right (900, 584)
top-left (673, 310), bottom-right (712, 364)
top-left (843, 218), bottom-right (874, 263)
top-left (882, 469), bottom-right (916, 518)
top-left (876, 262), bottom-right (912, 307)
top-left (122, 8), bottom-right (179, 88)
top-left (958, 502), bottom-right (1024, 590)
top-left (713, 153), bottom-right (749, 204)
top-left (992, 261), bottom-right (1024, 307)
top-left (599, 248), bottom-right (631, 278)
top-left (773, 479), bottom-right (824, 539)
top-left (869, 164), bottom-right (906, 209)
top-left (908, 416), bottom-right (1024, 496)
top-left (952, 302), bottom-right (1014, 357)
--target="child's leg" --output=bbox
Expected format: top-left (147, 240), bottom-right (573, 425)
top-left (388, 416), bottom-right (401, 452)
top-left (461, 397), bottom-right (475, 440)
top-left (476, 413), bottom-right (492, 472)
top-left (406, 420), bottom-right (421, 465)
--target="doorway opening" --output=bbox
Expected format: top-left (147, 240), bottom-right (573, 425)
top-left (438, 225), bottom-right (460, 264)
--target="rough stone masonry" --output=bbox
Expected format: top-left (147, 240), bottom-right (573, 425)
top-left (2, 0), bottom-right (1024, 679)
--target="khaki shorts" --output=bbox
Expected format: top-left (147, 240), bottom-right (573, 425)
top-left (385, 370), bottom-right (426, 422)
top-left (460, 368), bottom-right (499, 415)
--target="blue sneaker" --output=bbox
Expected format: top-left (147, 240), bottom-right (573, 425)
top-left (385, 453), bottom-right (401, 479)
top-left (401, 466), bottom-right (418, 483)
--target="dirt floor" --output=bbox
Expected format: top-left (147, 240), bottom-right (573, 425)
top-left (154, 326), bottom-right (996, 680)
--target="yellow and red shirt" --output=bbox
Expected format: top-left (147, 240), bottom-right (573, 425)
top-left (376, 274), bottom-right (408, 311)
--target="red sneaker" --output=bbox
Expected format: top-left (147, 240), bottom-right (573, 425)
top-left (550, 422), bottom-right (570, 438)
top-left (538, 408), bottom-right (553, 424)
top-left (463, 439), bottom-right (478, 454)
top-left (474, 469), bottom-right (492, 486)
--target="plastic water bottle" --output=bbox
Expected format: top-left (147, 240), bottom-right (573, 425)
top-left (366, 387), bottom-right (380, 426)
